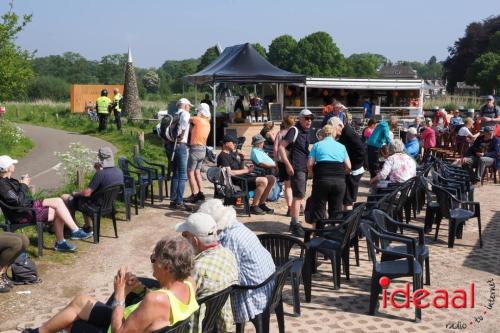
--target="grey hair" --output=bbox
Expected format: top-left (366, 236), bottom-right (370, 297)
top-left (328, 116), bottom-right (344, 129)
top-left (198, 199), bottom-right (237, 231)
top-left (153, 236), bottom-right (194, 280)
top-left (389, 139), bottom-right (406, 154)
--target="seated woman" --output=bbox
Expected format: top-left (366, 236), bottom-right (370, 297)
top-left (370, 139), bottom-right (417, 186)
top-left (0, 156), bottom-right (91, 252)
top-left (27, 236), bottom-right (198, 333)
top-left (0, 232), bottom-right (29, 292)
top-left (457, 117), bottom-right (480, 143)
top-left (307, 125), bottom-right (351, 221)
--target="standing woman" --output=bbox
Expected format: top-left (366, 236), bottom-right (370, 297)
top-left (366, 116), bottom-right (398, 177)
top-left (0, 232), bottom-right (29, 292)
top-left (307, 125), bottom-right (351, 222)
top-left (274, 115), bottom-right (296, 216)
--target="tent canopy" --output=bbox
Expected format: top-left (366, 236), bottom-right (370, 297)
top-left (184, 43), bottom-right (305, 85)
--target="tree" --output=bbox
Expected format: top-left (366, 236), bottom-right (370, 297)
top-left (345, 53), bottom-right (387, 77)
top-left (27, 75), bottom-right (69, 101)
top-left (291, 32), bottom-right (346, 77)
top-left (251, 43), bottom-right (267, 58)
top-left (0, 2), bottom-right (34, 100)
top-left (142, 70), bottom-right (160, 94)
top-left (197, 46), bottom-right (219, 71)
top-left (268, 35), bottom-right (297, 71)
top-left (97, 53), bottom-right (127, 84)
top-left (159, 58), bottom-right (199, 93)
top-left (466, 52), bottom-right (500, 94)
top-left (488, 31), bottom-right (500, 53)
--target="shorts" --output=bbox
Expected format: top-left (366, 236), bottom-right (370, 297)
top-left (236, 175), bottom-right (257, 191)
top-left (291, 171), bottom-right (307, 198)
top-left (188, 146), bottom-right (206, 171)
top-left (277, 162), bottom-right (290, 182)
top-left (21, 200), bottom-right (49, 224)
top-left (68, 196), bottom-right (95, 214)
top-left (344, 173), bottom-right (363, 205)
top-left (69, 301), bottom-right (112, 333)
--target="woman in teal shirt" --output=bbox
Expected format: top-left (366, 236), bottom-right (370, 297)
top-left (307, 125), bottom-right (351, 222)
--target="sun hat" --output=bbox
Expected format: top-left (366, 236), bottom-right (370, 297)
top-left (177, 98), bottom-right (193, 107)
top-left (252, 134), bottom-right (266, 146)
top-left (175, 212), bottom-right (217, 237)
top-left (97, 147), bottom-right (115, 168)
top-left (196, 103), bottom-right (211, 119)
top-left (0, 155), bottom-right (18, 172)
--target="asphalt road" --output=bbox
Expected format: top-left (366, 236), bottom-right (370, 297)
top-left (14, 124), bottom-right (116, 191)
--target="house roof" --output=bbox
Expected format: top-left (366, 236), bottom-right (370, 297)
top-left (378, 64), bottom-right (417, 79)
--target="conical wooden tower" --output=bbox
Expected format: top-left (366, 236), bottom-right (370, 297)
top-left (123, 47), bottom-right (141, 118)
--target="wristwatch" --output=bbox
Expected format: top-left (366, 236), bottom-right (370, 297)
top-left (111, 299), bottom-right (126, 309)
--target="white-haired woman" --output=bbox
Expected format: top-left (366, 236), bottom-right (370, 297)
top-left (197, 199), bottom-right (275, 328)
top-left (369, 139), bottom-right (417, 185)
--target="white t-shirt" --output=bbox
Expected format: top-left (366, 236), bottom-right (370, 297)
top-left (177, 109), bottom-right (191, 143)
top-left (458, 126), bottom-right (472, 137)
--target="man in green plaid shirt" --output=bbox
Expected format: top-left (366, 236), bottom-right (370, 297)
top-left (176, 212), bottom-right (239, 333)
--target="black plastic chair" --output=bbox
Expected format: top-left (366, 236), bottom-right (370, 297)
top-left (206, 167), bottom-right (250, 216)
top-left (432, 183), bottom-right (483, 248)
top-left (302, 204), bottom-right (365, 302)
top-left (118, 157), bottom-right (154, 207)
top-left (234, 259), bottom-right (295, 333)
top-left (0, 199), bottom-right (44, 257)
top-left (122, 175), bottom-right (138, 221)
top-left (257, 233), bottom-right (306, 316)
top-left (360, 223), bottom-right (422, 322)
top-left (197, 285), bottom-right (233, 333)
top-left (75, 184), bottom-right (122, 243)
top-left (133, 154), bottom-right (168, 201)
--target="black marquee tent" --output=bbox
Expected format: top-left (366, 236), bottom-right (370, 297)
top-left (184, 43), bottom-right (305, 84)
top-left (184, 43), bottom-right (305, 147)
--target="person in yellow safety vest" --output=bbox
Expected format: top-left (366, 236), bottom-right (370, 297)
top-left (111, 88), bottom-right (123, 130)
top-left (96, 89), bottom-right (111, 131)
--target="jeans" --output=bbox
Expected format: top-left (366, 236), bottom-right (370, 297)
top-left (113, 110), bottom-right (122, 130)
top-left (166, 143), bottom-right (188, 204)
top-left (463, 156), bottom-right (495, 181)
top-left (310, 176), bottom-right (346, 222)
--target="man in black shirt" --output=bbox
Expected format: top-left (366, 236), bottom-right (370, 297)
top-left (329, 116), bottom-right (366, 209)
top-left (217, 135), bottom-right (275, 215)
top-left (62, 147), bottom-right (124, 232)
top-left (278, 109), bottom-right (313, 236)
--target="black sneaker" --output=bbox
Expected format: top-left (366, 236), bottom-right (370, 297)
top-left (196, 192), bottom-right (206, 202)
top-left (1, 273), bottom-right (13, 288)
top-left (184, 194), bottom-right (198, 204)
top-left (259, 204), bottom-right (274, 214)
top-left (250, 205), bottom-right (266, 215)
top-left (0, 277), bottom-right (11, 293)
top-left (169, 201), bottom-right (177, 209)
top-left (289, 223), bottom-right (305, 238)
top-left (174, 203), bottom-right (193, 212)
top-left (82, 225), bottom-right (93, 234)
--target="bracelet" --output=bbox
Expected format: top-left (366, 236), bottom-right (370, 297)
top-left (111, 299), bottom-right (126, 309)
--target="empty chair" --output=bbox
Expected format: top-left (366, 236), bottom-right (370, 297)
top-left (118, 157), bottom-right (154, 207)
top-left (121, 175), bottom-right (139, 221)
top-left (133, 154), bottom-right (169, 200)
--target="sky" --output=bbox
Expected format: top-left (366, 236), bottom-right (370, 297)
top-left (3, 0), bottom-right (500, 68)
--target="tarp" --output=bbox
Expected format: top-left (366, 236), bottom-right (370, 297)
top-left (184, 43), bottom-right (305, 84)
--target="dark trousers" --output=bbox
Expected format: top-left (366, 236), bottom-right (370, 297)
top-left (98, 113), bottom-right (108, 131)
top-left (367, 145), bottom-right (380, 178)
top-left (113, 110), bottom-right (122, 130)
top-left (311, 177), bottom-right (346, 222)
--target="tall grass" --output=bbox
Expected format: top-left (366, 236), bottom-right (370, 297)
top-left (423, 95), bottom-right (482, 110)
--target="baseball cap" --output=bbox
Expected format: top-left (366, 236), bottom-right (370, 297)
top-left (299, 109), bottom-right (314, 118)
top-left (97, 147), bottom-right (115, 168)
top-left (486, 95), bottom-right (494, 100)
top-left (407, 127), bottom-right (418, 135)
top-left (175, 212), bottom-right (217, 237)
top-left (252, 134), bottom-right (265, 146)
top-left (177, 98), bottom-right (193, 107)
top-left (222, 135), bottom-right (237, 144)
top-left (481, 126), bottom-right (495, 133)
top-left (196, 103), bottom-right (211, 119)
top-left (0, 155), bottom-right (18, 172)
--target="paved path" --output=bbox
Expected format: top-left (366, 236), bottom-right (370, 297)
top-left (14, 124), bottom-right (116, 191)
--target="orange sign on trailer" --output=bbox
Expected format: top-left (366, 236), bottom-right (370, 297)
top-left (70, 84), bottom-right (124, 113)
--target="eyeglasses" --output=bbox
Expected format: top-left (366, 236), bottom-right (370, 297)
top-left (304, 117), bottom-right (313, 121)
top-left (150, 254), bottom-right (156, 264)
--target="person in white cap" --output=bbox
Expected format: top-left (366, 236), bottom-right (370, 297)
top-left (166, 98), bottom-right (192, 210)
top-left (185, 103), bottom-right (211, 204)
top-left (404, 127), bottom-right (420, 159)
top-left (176, 212), bottom-right (238, 333)
top-left (0, 156), bottom-right (92, 252)
top-left (278, 109), bottom-right (314, 237)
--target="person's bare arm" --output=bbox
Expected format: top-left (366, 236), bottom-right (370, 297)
top-left (278, 140), bottom-right (294, 176)
top-left (228, 166), bottom-right (250, 176)
top-left (344, 156), bottom-right (352, 174)
top-left (307, 157), bottom-right (314, 174)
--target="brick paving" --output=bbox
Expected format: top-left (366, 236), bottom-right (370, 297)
top-left (2, 177), bottom-right (499, 333)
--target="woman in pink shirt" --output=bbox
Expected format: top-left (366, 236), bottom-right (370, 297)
top-left (362, 118), bottom-right (377, 141)
top-left (421, 118), bottom-right (436, 149)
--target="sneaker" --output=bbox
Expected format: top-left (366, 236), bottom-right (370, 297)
top-left (184, 194), bottom-right (198, 204)
top-left (250, 205), bottom-right (266, 215)
top-left (289, 223), bottom-right (305, 238)
top-left (54, 241), bottom-right (77, 252)
top-left (70, 229), bottom-right (93, 240)
top-left (1, 273), bottom-right (13, 288)
top-left (0, 276), bottom-right (11, 293)
top-left (196, 192), bottom-right (206, 202)
top-left (259, 204), bottom-right (274, 214)
top-left (173, 203), bottom-right (193, 212)
top-left (82, 225), bottom-right (93, 234)
top-left (169, 201), bottom-right (177, 209)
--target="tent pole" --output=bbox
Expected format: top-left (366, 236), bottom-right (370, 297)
top-left (304, 84), bottom-right (308, 109)
top-left (195, 85), bottom-right (198, 105)
top-left (213, 84), bottom-right (217, 148)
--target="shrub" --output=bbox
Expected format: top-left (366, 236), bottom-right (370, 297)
top-left (54, 142), bottom-right (96, 183)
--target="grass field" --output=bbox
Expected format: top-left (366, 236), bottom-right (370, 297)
top-left (0, 119), bottom-right (34, 159)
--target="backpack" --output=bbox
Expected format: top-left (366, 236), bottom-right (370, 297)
top-left (267, 181), bottom-right (282, 202)
top-left (205, 147), bottom-right (217, 163)
top-left (11, 252), bottom-right (41, 285)
top-left (158, 114), bottom-right (181, 142)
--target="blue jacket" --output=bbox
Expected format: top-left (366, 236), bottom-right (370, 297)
top-left (367, 120), bottom-right (392, 148)
top-left (405, 138), bottom-right (420, 159)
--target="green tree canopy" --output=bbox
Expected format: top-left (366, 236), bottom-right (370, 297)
top-left (466, 52), bottom-right (500, 94)
top-left (0, 2), bottom-right (34, 100)
top-left (267, 35), bottom-right (297, 71)
top-left (97, 53), bottom-right (127, 84)
top-left (345, 53), bottom-right (387, 77)
top-left (142, 70), bottom-right (160, 94)
top-left (292, 32), bottom-right (346, 77)
top-left (251, 43), bottom-right (267, 58)
top-left (159, 58), bottom-right (199, 92)
top-left (197, 46), bottom-right (219, 71)
top-left (31, 52), bottom-right (99, 84)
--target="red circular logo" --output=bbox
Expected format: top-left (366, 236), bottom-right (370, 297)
top-left (379, 276), bottom-right (391, 289)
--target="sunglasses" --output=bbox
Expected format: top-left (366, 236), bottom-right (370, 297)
top-left (304, 117), bottom-right (313, 121)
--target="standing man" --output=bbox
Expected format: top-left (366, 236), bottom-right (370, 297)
top-left (363, 97), bottom-right (373, 119)
top-left (111, 88), bottom-right (123, 130)
top-left (279, 109), bottom-right (313, 237)
top-left (166, 98), bottom-right (192, 210)
top-left (476, 95), bottom-right (500, 130)
top-left (96, 89), bottom-right (111, 131)
top-left (329, 116), bottom-right (366, 210)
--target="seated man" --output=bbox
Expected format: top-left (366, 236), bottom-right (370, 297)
top-left (25, 236), bottom-right (199, 333)
top-left (404, 127), bottom-right (420, 159)
top-left (250, 134), bottom-right (276, 170)
top-left (198, 200), bottom-right (275, 329)
top-left (176, 213), bottom-right (239, 333)
top-left (217, 135), bottom-right (275, 215)
top-left (62, 147), bottom-right (124, 232)
top-left (462, 126), bottom-right (497, 183)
